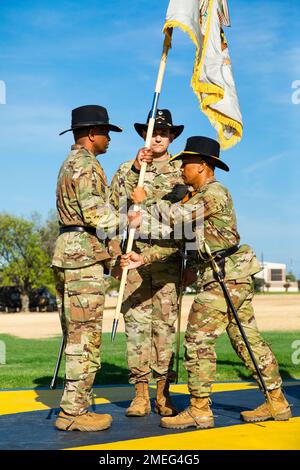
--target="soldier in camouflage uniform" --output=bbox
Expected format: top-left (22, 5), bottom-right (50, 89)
top-left (110, 109), bottom-right (187, 417)
top-left (122, 136), bottom-right (292, 429)
top-left (52, 105), bottom-right (151, 432)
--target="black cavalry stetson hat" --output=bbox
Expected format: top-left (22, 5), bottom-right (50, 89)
top-left (170, 136), bottom-right (229, 172)
top-left (134, 109), bottom-right (184, 139)
top-left (59, 105), bottom-right (122, 135)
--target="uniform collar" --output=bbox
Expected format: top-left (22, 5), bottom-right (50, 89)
top-left (152, 152), bottom-right (171, 164)
top-left (71, 144), bottom-right (96, 157)
top-left (149, 153), bottom-right (173, 172)
top-left (196, 176), bottom-right (216, 192)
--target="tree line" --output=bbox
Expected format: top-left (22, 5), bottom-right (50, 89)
top-left (0, 212), bottom-right (58, 311)
top-left (0, 212), bottom-right (122, 312)
top-left (0, 212), bottom-right (298, 312)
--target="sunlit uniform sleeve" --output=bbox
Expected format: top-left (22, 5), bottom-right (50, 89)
top-left (140, 184), bottom-right (225, 268)
top-left (142, 243), bottom-right (181, 265)
top-left (74, 163), bottom-right (139, 234)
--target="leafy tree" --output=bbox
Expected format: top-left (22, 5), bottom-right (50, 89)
top-left (286, 271), bottom-right (296, 282)
top-left (253, 277), bottom-right (264, 292)
top-left (265, 282), bottom-right (271, 293)
top-left (39, 210), bottom-right (59, 261)
top-left (283, 282), bottom-right (291, 293)
top-left (0, 213), bottom-right (54, 311)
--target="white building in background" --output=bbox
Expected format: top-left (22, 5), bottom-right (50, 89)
top-left (254, 262), bottom-right (298, 292)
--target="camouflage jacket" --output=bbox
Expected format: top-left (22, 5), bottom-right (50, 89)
top-left (52, 145), bottom-right (138, 269)
top-left (142, 176), bottom-right (261, 285)
top-left (110, 155), bottom-right (188, 262)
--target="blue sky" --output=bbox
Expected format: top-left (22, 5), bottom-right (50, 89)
top-left (0, 0), bottom-right (299, 276)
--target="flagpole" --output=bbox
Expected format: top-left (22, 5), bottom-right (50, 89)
top-left (111, 28), bottom-right (173, 341)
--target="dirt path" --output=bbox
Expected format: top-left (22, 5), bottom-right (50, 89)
top-left (0, 294), bottom-right (299, 339)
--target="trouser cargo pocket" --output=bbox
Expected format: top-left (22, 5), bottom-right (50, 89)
top-left (65, 264), bottom-right (105, 322)
top-left (67, 279), bottom-right (104, 322)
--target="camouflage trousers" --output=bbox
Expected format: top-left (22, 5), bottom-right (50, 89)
top-left (122, 258), bottom-right (181, 384)
top-left (53, 263), bottom-right (104, 416)
top-left (185, 279), bottom-right (282, 397)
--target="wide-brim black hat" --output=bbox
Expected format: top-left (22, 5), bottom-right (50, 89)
top-left (59, 105), bottom-right (122, 135)
top-left (170, 136), bottom-right (229, 172)
top-left (134, 109), bottom-right (184, 139)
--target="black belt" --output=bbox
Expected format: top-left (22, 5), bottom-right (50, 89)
top-left (59, 225), bottom-right (97, 236)
top-left (137, 238), bottom-right (178, 248)
top-left (213, 245), bottom-right (239, 260)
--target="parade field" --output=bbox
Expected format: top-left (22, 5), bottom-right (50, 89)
top-left (0, 293), bottom-right (299, 388)
top-left (0, 293), bottom-right (299, 339)
top-left (0, 331), bottom-right (300, 389)
top-left (1, 322), bottom-right (300, 451)
top-left (2, 293), bottom-right (297, 452)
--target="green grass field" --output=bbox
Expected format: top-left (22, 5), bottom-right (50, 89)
top-left (0, 332), bottom-right (299, 389)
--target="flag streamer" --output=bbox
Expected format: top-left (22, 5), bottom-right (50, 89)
top-left (164, 0), bottom-right (242, 150)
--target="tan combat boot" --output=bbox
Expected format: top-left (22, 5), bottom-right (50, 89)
top-left (160, 396), bottom-right (214, 429)
top-left (154, 379), bottom-right (178, 416)
top-left (55, 410), bottom-right (112, 431)
top-left (241, 388), bottom-right (292, 423)
top-left (125, 382), bottom-right (151, 417)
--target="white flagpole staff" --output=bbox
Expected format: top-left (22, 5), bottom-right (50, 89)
top-left (111, 29), bottom-right (173, 341)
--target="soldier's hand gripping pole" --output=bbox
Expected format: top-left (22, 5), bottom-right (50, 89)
top-left (111, 28), bottom-right (173, 341)
top-left (202, 242), bottom-right (277, 418)
top-left (50, 335), bottom-right (65, 390)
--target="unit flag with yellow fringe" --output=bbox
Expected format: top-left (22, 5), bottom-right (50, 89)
top-left (164, 0), bottom-right (242, 149)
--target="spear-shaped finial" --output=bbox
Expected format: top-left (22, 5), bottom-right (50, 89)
top-left (111, 318), bottom-right (119, 342)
